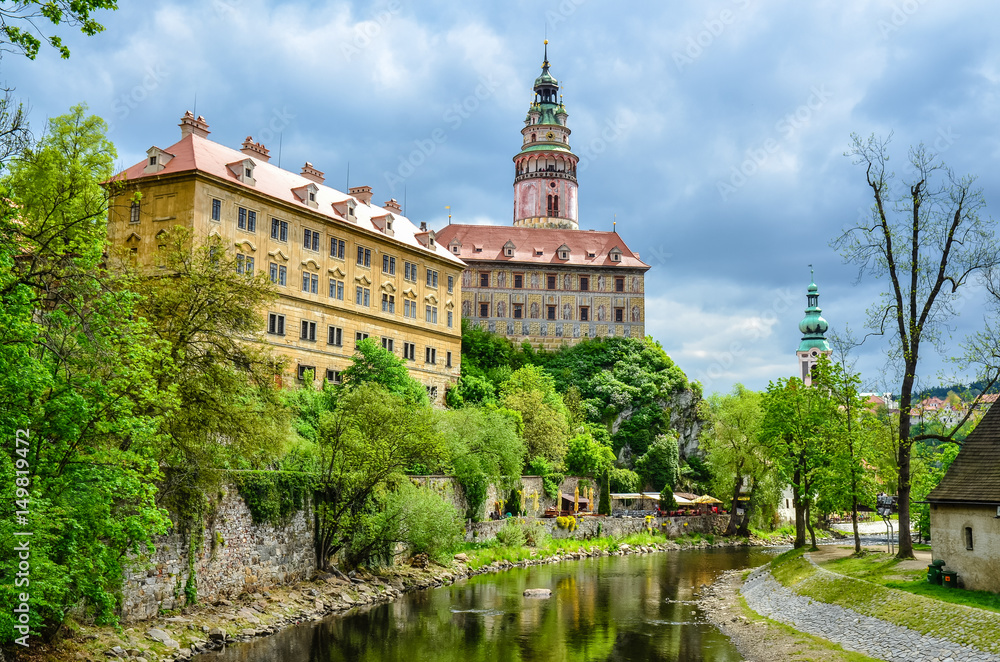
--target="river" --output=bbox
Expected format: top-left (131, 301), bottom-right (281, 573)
top-left (197, 547), bottom-right (778, 662)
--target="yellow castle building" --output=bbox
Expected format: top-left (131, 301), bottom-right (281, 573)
top-left (108, 112), bottom-right (464, 402)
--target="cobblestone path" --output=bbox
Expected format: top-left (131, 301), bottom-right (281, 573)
top-left (741, 565), bottom-right (1000, 662)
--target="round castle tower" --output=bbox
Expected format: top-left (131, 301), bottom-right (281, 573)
top-left (512, 41), bottom-right (579, 230)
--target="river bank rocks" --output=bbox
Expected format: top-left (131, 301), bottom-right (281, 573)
top-left (50, 537), bottom-right (745, 662)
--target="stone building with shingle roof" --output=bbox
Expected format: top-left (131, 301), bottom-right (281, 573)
top-left (927, 402), bottom-right (1000, 591)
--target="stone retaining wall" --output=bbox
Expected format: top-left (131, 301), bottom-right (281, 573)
top-left (467, 514), bottom-right (728, 541)
top-left (122, 486), bottom-right (316, 622)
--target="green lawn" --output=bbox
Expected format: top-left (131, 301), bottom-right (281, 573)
top-left (822, 551), bottom-right (1000, 614)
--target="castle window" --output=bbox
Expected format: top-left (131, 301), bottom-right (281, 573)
top-left (383, 255), bottom-right (396, 275)
top-left (547, 275), bottom-right (557, 290)
top-left (130, 201), bottom-right (140, 223)
top-left (513, 304), bottom-right (523, 319)
top-left (580, 276), bottom-right (589, 291)
top-left (269, 263), bottom-right (286, 286)
top-left (300, 320), bottom-right (316, 341)
top-left (355, 331), bottom-right (369, 345)
top-left (615, 277), bottom-right (625, 292)
top-left (480, 272), bottom-right (490, 287)
top-left (267, 313), bottom-right (285, 336)
top-left (547, 194), bottom-right (559, 216)
top-left (580, 306), bottom-right (589, 322)
top-left (966, 527), bottom-right (974, 550)
top-left (446, 351), bottom-right (452, 368)
top-left (330, 237), bottom-right (345, 259)
top-left (479, 302), bottom-right (489, 317)
top-left (382, 337), bottom-right (394, 352)
top-left (382, 293), bottom-right (395, 313)
top-left (303, 228), bottom-right (319, 251)
top-left (426, 269), bottom-right (439, 288)
top-left (447, 311), bottom-right (453, 328)
top-left (425, 347), bottom-right (437, 364)
top-left (547, 305), bottom-right (556, 320)
top-left (448, 275), bottom-right (454, 294)
top-left (514, 273), bottom-right (524, 289)
top-left (329, 278), bottom-right (344, 300)
top-left (211, 198), bottom-right (221, 222)
top-left (615, 307), bottom-right (624, 323)
top-left (403, 342), bottom-right (416, 360)
top-left (327, 326), bottom-right (343, 346)
top-left (271, 218), bottom-right (288, 242)
top-left (425, 305), bottom-right (437, 324)
top-left (302, 272), bottom-right (318, 294)
top-left (326, 369), bottom-right (342, 384)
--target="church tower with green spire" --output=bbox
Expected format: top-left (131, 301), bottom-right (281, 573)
top-left (796, 269), bottom-right (831, 386)
top-left (512, 40), bottom-right (579, 230)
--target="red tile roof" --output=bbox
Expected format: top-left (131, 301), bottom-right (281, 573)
top-left (115, 131), bottom-right (464, 266)
top-left (434, 224), bottom-right (649, 269)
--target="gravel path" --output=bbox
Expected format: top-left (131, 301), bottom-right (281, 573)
top-left (741, 565), bottom-right (1000, 662)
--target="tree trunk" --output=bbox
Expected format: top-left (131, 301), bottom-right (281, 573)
top-left (792, 468), bottom-right (806, 549)
top-left (725, 474), bottom-right (742, 536)
top-left (805, 500), bottom-right (817, 550)
top-left (897, 372), bottom-right (915, 559)
top-left (851, 493), bottom-right (861, 554)
top-left (737, 477), bottom-right (757, 538)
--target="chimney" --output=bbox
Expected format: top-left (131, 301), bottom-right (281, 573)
top-left (419, 221), bottom-right (427, 231)
top-left (301, 162), bottom-right (325, 184)
top-left (179, 111), bottom-right (210, 139)
top-left (384, 198), bottom-right (402, 213)
top-left (240, 136), bottom-right (270, 163)
top-left (349, 185), bottom-right (373, 205)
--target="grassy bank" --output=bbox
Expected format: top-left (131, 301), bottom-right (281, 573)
top-left (769, 548), bottom-right (1000, 655)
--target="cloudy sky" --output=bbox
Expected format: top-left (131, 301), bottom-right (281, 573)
top-left (7, 0), bottom-right (1000, 396)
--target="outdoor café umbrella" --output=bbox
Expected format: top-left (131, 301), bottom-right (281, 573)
top-left (692, 495), bottom-right (722, 504)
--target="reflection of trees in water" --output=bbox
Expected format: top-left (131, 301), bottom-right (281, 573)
top-left (207, 549), bottom-right (768, 662)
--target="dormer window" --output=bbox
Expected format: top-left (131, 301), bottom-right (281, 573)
top-left (503, 240), bottom-right (516, 258)
top-left (452, 246), bottom-right (460, 254)
top-left (143, 146), bottom-right (173, 174)
top-left (292, 183), bottom-right (319, 209)
top-left (609, 247), bottom-right (623, 263)
top-left (228, 158), bottom-right (256, 186)
top-left (557, 244), bottom-right (570, 260)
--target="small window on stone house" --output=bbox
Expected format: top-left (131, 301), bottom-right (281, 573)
top-left (965, 526), bottom-right (974, 551)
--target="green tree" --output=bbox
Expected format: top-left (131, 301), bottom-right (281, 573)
top-left (500, 365), bottom-right (570, 464)
top-left (759, 362), bottom-right (839, 549)
top-left (314, 384), bottom-right (445, 568)
top-left (132, 229), bottom-right (290, 475)
top-left (0, 107), bottom-right (171, 641)
top-left (0, 1), bottom-right (117, 60)
top-left (341, 337), bottom-right (428, 405)
top-left (598, 470), bottom-right (612, 515)
top-left (835, 134), bottom-right (1000, 558)
top-left (698, 384), bottom-right (770, 536)
top-left (437, 406), bottom-right (525, 520)
top-left (634, 433), bottom-right (680, 493)
top-left (563, 428), bottom-right (616, 478)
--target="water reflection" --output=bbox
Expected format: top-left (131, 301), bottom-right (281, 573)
top-left (199, 548), bottom-right (776, 662)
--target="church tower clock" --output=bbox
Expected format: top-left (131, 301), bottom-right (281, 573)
top-left (512, 41), bottom-right (580, 230)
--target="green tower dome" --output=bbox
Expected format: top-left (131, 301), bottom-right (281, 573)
top-left (797, 272), bottom-right (830, 353)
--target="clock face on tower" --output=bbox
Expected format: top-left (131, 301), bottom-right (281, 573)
top-left (546, 131), bottom-right (554, 139)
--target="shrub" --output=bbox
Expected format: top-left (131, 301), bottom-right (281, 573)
top-left (400, 482), bottom-right (463, 562)
top-left (523, 520), bottom-right (551, 547)
top-left (494, 518), bottom-right (526, 548)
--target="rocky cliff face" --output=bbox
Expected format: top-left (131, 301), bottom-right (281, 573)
top-left (668, 389), bottom-right (704, 459)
